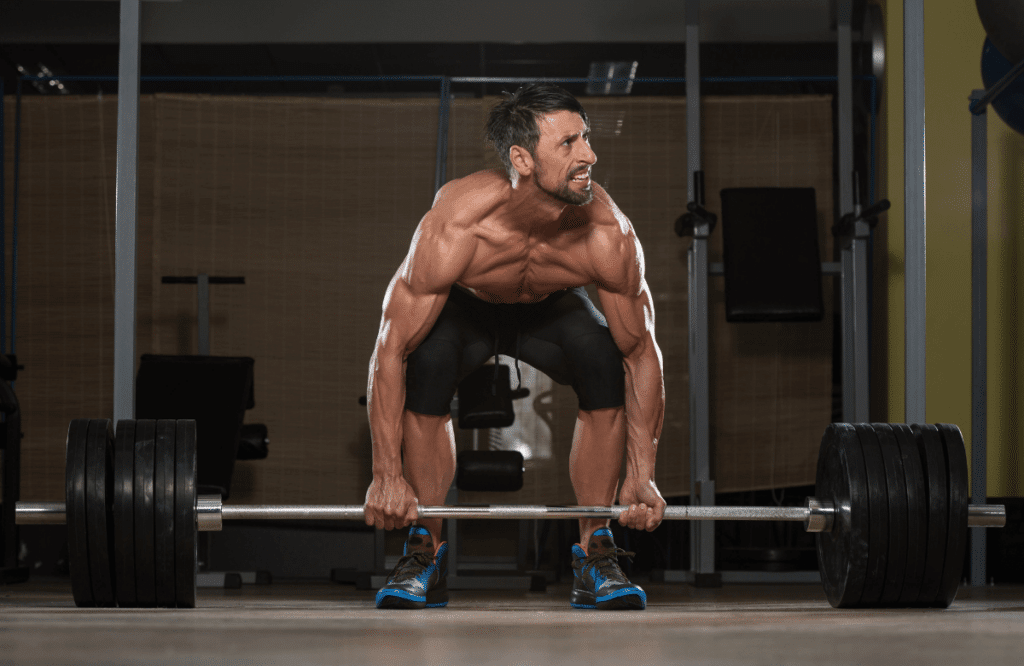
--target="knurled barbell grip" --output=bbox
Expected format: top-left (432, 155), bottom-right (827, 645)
top-left (16, 499), bottom-right (1007, 532)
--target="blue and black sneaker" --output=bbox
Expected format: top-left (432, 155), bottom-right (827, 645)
top-left (570, 527), bottom-right (646, 610)
top-left (375, 526), bottom-right (449, 609)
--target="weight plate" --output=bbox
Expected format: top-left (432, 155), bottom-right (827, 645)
top-left (815, 423), bottom-right (870, 608)
top-left (853, 424), bottom-right (889, 607)
top-left (891, 423), bottom-right (927, 605)
top-left (154, 419), bottom-right (177, 608)
top-left (936, 423), bottom-right (969, 608)
top-left (113, 420), bottom-right (137, 607)
top-left (873, 424), bottom-right (909, 606)
top-left (913, 424), bottom-right (949, 605)
top-left (134, 419), bottom-right (157, 607)
top-left (66, 419), bottom-right (94, 607)
top-left (174, 419), bottom-right (198, 608)
top-left (85, 419), bottom-right (115, 607)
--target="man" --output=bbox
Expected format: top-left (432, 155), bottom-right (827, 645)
top-left (364, 84), bottom-right (666, 610)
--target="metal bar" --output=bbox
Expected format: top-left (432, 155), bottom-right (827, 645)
top-left (113, 0), bottom-right (141, 424)
top-left (969, 57), bottom-right (1024, 115)
top-left (970, 90), bottom-right (988, 587)
top-left (16, 500), bottom-right (1006, 528)
top-left (709, 262), bottom-right (841, 276)
top-left (904, 0), bottom-right (927, 423)
top-left (434, 76), bottom-right (450, 194)
top-left (685, 0), bottom-right (715, 580)
top-left (197, 273), bottom-right (210, 355)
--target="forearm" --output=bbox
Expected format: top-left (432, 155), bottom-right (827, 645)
top-left (622, 338), bottom-right (665, 480)
top-left (367, 347), bottom-right (406, 477)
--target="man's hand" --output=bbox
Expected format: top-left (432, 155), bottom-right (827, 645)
top-left (364, 475), bottom-right (419, 531)
top-left (617, 476), bottom-right (666, 532)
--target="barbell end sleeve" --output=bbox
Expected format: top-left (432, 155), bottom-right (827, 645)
top-left (15, 501), bottom-right (66, 525)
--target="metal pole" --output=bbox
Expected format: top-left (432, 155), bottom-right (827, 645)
top-left (969, 90), bottom-right (988, 587)
top-left (434, 76), bottom-right (451, 194)
top-left (904, 0), bottom-right (927, 423)
top-left (685, 0), bottom-right (714, 579)
top-left (113, 0), bottom-right (142, 423)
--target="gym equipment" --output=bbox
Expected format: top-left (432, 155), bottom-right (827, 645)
top-left (455, 450), bottom-right (524, 492)
top-left (1, 354), bottom-right (28, 585)
top-left (15, 418), bottom-right (1006, 609)
top-left (976, 0), bottom-right (1024, 66)
top-left (980, 38), bottom-right (1024, 137)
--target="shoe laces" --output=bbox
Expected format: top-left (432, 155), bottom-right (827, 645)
top-left (388, 550), bottom-right (434, 583)
top-left (574, 547), bottom-right (635, 580)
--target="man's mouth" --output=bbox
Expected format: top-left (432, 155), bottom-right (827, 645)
top-left (570, 169), bottom-right (591, 184)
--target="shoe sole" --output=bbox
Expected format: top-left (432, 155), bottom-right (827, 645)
top-left (570, 587), bottom-right (647, 610)
top-left (375, 587), bottom-right (449, 610)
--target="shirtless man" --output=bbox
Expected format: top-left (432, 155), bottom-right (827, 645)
top-left (364, 84), bottom-right (666, 610)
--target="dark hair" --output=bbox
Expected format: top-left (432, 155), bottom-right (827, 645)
top-left (485, 84), bottom-right (589, 177)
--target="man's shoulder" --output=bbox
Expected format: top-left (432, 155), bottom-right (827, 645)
top-left (584, 184), bottom-right (635, 243)
top-left (432, 170), bottom-right (510, 229)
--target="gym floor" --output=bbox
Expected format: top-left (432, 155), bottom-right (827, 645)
top-left (2, 580), bottom-right (1022, 665)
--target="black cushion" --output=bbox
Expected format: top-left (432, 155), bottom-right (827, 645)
top-left (136, 355), bottom-right (255, 500)
top-left (721, 187), bottom-right (824, 322)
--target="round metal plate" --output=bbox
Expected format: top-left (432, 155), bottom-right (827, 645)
top-left (154, 419), bottom-right (177, 608)
top-left (873, 423), bottom-right (909, 606)
top-left (134, 419), bottom-right (157, 607)
top-left (891, 423), bottom-right (927, 605)
top-left (66, 419), bottom-right (93, 607)
top-left (113, 419), bottom-right (137, 608)
top-left (86, 419), bottom-right (115, 607)
top-left (853, 424), bottom-right (888, 607)
top-left (913, 424), bottom-right (949, 605)
top-left (174, 419), bottom-right (197, 608)
top-left (815, 423), bottom-right (870, 608)
top-left (936, 423), bottom-right (969, 608)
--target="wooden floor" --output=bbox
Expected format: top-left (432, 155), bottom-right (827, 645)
top-left (2, 579), bottom-right (1023, 665)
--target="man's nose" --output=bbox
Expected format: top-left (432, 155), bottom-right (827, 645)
top-left (578, 141), bottom-right (597, 164)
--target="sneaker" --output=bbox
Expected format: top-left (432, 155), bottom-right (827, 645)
top-left (570, 527), bottom-right (646, 610)
top-left (375, 526), bottom-right (449, 609)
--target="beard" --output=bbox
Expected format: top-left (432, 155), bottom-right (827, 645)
top-left (534, 168), bottom-right (593, 206)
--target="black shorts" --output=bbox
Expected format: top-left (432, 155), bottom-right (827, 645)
top-left (405, 286), bottom-right (625, 415)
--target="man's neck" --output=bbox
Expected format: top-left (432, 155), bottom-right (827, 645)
top-left (503, 176), bottom-right (569, 232)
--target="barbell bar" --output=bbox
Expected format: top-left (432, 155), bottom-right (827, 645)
top-left (15, 497), bottom-right (1006, 532)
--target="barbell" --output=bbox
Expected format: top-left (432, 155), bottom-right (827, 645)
top-left (15, 419), bottom-right (1006, 610)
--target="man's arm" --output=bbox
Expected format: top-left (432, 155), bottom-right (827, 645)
top-left (593, 202), bottom-right (667, 532)
top-left (364, 200), bottom-right (473, 530)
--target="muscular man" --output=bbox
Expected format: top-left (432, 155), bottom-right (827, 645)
top-left (364, 84), bottom-right (666, 610)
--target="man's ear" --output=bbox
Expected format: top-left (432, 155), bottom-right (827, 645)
top-left (509, 145), bottom-right (534, 177)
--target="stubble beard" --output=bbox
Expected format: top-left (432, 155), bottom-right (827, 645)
top-left (534, 169), bottom-right (594, 206)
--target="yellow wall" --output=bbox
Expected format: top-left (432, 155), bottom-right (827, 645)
top-left (879, 0), bottom-right (1024, 496)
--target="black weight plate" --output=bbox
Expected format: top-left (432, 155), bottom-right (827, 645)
top-left (174, 419), bottom-right (197, 608)
top-left (134, 419), bottom-right (157, 607)
top-left (815, 423), bottom-right (870, 608)
top-left (113, 420), bottom-right (136, 608)
top-left (936, 423), bottom-right (969, 608)
top-left (873, 424), bottom-right (909, 606)
top-left (85, 419), bottom-right (116, 607)
top-left (66, 419), bottom-right (94, 607)
top-left (154, 419), bottom-right (177, 608)
top-left (913, 424), bottom-right (949, 605)
top-left (853, 424), bottom-right (888, 607)
top-left (891, 423), bottom-right (927, 605)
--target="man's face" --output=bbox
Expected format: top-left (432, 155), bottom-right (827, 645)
top-left (529, 110), bottom-right (597, 206)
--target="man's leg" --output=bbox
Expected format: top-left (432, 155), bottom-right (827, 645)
top-left (569, 406), bottom-right (627, 545)
top-left (401, 410), bottom-right (457, 544)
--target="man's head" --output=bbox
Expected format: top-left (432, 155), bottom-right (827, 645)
top-left (485, 84), bottom-right (596, 205)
